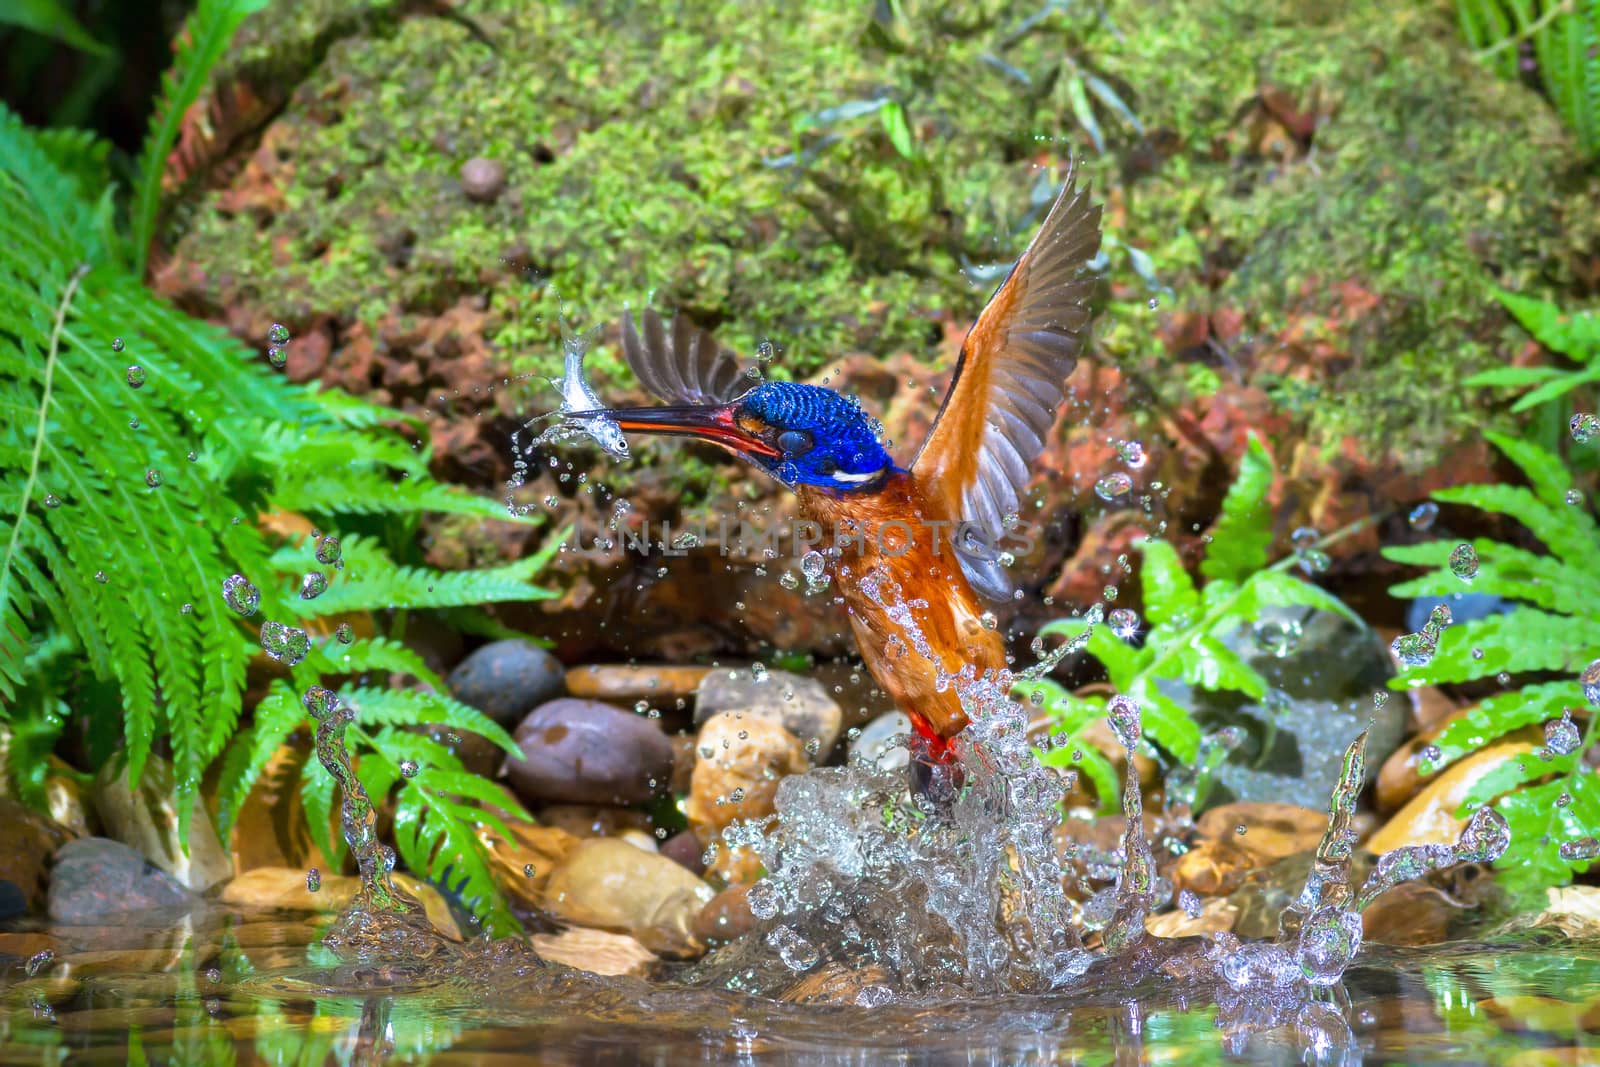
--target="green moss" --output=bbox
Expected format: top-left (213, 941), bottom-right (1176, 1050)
top-left (172, 0), bottom-right (1599, 469)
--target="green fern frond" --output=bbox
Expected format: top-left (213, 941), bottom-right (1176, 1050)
top-left (1384, 435), bottom-right (1600, 888)
top-left (338, 686), bottom-right (519, 757)
top-left (1458, 0), bottom-right (1600, 158)
top-left (1200, 433), bottom-right (1273, 584)
top-left (130, 0), bottom-right (270, 275)
top-left (272, 469), bottom-right (533, 523)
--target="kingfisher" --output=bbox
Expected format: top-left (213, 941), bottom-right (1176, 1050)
top-left (571, 168), bottom-right (1101, 763)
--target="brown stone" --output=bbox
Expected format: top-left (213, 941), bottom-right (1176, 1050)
top-left (1168, 839), bottom-right (1254, 897)
top-left (540, 838), bottom-right (714, 956)
top-left (686, 711), bottom-right (807, 884)
top-left (1368, 741), bottom-right (1538, 854)
top-left (1378, 708), bottom-right (1541, 815)
top-left (1360, 881), bottom-right (1458, 946)
top-left (1146, 898), bottom-right (1238, 938)
top-left (226, 743), bottom-right (328, 876)
top-left (474, 818), bottom-right (581, 905)
top-left (505, 699), bottom-right (675, 806)
top-left (530, 926), bottom-right (658, 977)
top-left (564, 664), bottom-right (714, 703)
top-left (692, 882), bottom-right (757, 943)
top-left (0, 798), bottom-right (72, 915)
top-left (1196, 802), bottom-right (1327, 863)
top-left (695, 667), bottom-right (843, 760)
top-left (219, 867), bottom-right (461, 941)
top-left (660, 830), bottom-right (707, 875)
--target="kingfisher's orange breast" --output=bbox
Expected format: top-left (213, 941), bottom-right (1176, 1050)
top-left (796, 471), bottom-right (1006, 739)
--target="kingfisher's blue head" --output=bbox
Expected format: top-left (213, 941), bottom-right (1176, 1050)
top-left (734, 381), bottom-right (896, 489)
top-left (587, 380), bottom-right (896, 492)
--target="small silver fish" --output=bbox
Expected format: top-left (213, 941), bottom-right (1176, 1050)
top-left (554, 335), bottom-right (628, 458)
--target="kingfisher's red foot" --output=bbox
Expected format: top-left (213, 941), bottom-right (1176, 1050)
top-left (907, 711), bottom-right (965, 797)
top-left (907, 711), bottom-right (959, 765)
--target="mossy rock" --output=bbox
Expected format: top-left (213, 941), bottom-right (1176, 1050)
top-left (162, 0), bottom-right (1597, 490)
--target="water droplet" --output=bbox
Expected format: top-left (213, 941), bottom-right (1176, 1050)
top-left (268, 323), bottom-right (291, 344)
top-left (1179, 889), bottom-right (1202, 918)
top-left (335, 622), bottom-right (354, 644)
top-left (1107, 694), bottom-right (1141, 748)
top-left (186, 450), bottom-right (198, 462)
top-left (222, 575), bottom-right (259, 616)
top-left (42, 493), bottom-right (61, 508)
top-left (1252, 617), bottom-right (1303, 658)
top-left (125, 365), bottom-right (145, 388)
top-left (1448, 543), bottom-right (1479, 581)
top-left (267, 345), bottom-right (287, 368)
top-left (756, 338), bottom-right (776, 363)
top-left (301, 686), bottom-right (341, 721)
top-left (1572, 413), bottom-right (1600, 444)
top-left (979, 611), bottom-right (998, 631)
top-left (766, 925), bottom-right (820, 972)
top-left (306, 868), bottom-right (321, 892)
top-left (1147, 298), bottom-right (1159, 310)
top-left (1292, 526), bottom-right (1318, 550)
top-left (144, 469), bottom-right (162, 488)
top-left (399, 759), bottom-right (419, 778)
top-left (1545, 711), bottom-right (1580, 757)
top-left (748, 880), bottom-right (780, 920)
top-left (1560, 837), bottom-right (1600, 862)
top-left (129, 417), bottom-right (140, 430)
top-left (1116, 440), bottom-right (1146, 468)
top-left (523, 863), bottom-right (537, 878)
top-left (800, 551), bottom-right (827, 581)
top-left (180, 603), bottom-right (193, 614)
top-left (1391, 629), bottom-right (1438, 668)
top-left (750, 661), bottom-right (768, 682)
top-left (1408, 502), bottom-right (1439, 530)
top-left (1420, 744), bottom-right (1442, 765)
top-left (1583, 659), bottom-right (1600, 706)
top-left (1373, 690), bottom-right (1390, 708)
top-left (1567, 489), bottom-right (1584, 507)
top-left (110, 337), bottom-right (125, 353)
top-left (1095, 472), bottom-right (1133, 500)
top-left (25, 950), bottom-right (53, 977)
top-left (1109, 608), bottom-right (1140, 640)
top-left (93, 570), bottom-right (108, 583)
top-left (315, 535), bottom-right (341, 565)
top-left (299, 571), bottom-right (328, 599)
top-left (1296, 906), bottom-right (1363, 986)
top-left (260, 621), bottom-right (311, 666)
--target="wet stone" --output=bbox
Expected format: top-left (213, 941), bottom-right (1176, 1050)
top-left (695, 667), bottom-right (843, 760)
top-left (93, 755), bottom-right (232, 892)
top-left (692, 882), bottom-right (758, 943)
top-left (564, 663), bottom-right (714, 703)
top-left (1367, 741), bottom-right (1537, 854)
top-left (849, 710), bottom-right (911, 770)
top-left (219, 867), bottom-right (461, 940)
top-left (505, 698), bottom-right (675, 806)
top-left (540, 838), bottom-right (715, 956)
top-left (531, 926), bottom-right (658, 977)
top-left (0, 798), bottom-right (72, 919)
top-left (535, 803), bottom-right (654, 838)
top-left (686, 711), bottom-right (809, 882)
top-left (445, 639), bottom-right (566, 727)
top-left (1196, 802), bottom-right (1328, 863)
top-left (660, 830), bottom-right (707, 875)
top-left (48, 838), bottom-right (192, 922)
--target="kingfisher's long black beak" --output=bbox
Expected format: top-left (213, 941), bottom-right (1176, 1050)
top-left (570, 404), bottom-right (782, 459)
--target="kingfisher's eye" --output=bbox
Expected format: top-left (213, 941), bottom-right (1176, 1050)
top-left (777, 430), bottom-right (814, 455)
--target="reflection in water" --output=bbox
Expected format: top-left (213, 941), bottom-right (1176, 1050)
top-left (4, 913), bottom-right (1600, 1064)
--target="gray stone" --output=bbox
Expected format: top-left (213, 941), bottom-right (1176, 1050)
top-left (1158, 605), bottom-right (1406, 808)
top-left (447, 639), bottom-right (566, 727)
top-left (506, 699), bottom-right (675, 806)
top-left (48, 838), bottom-right (192, 922)
top-left (695, 668), bottom-right (843, 760)
top-left (459, 156), bottom-right (507, 202)
top-left (848, 711), bottom-right (912, 771)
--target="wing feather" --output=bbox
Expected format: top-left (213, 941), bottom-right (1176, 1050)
top-left (619, 307), bottom-right (753, 405)
top-left (912, 165), bottom-right (1102, 598)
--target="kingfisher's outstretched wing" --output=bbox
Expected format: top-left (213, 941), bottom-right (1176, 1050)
top-left (911, 166), bottom-right (1102, 599)
top-left (618, 307), bottom-right (754, 406)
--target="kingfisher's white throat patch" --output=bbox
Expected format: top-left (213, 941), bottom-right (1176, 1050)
top-left (832, 468), bottom-right (883, 484)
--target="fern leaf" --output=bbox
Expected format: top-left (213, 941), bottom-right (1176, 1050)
top-left (1200, 433), bottom-right (1274, 584)
top-left (1432, 483), bottom-right (1599, 574)
top-left (391, 777), bottom-right (519, 936)
top-left (300, 755), bottom-right (344, 868)
top-left (1394, 606), bottom-right (1598, 686)
top-left (1137, 538), bottom-right (1200, 628)
top-left (1431, 681), bottom-right (1585, 763)
top-left (340, 687), bottom-right (520, 757)
top-left (131, 0), bottom-right (270, 275)
top-left (1484, 431), bottom-right (1575, 511)
top-left (281, 536), bottom-right (558, 616)
top-left (1493, 289), bottom-right (1600, 359)
top-left (272, 470), bottom-right (534, 524)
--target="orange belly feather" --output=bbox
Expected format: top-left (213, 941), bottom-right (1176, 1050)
top-left (797, 471), bottom-right (1006, 743)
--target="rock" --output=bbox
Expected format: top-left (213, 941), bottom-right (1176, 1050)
top-left (618, 829), bottom-right (659, 852)
top-left (0, 798), bottom-right (72, 919)
top-left (1367, 741), bottom-right (1537, 855)
top-left (473, 818), bottom-right (580, 905)
top-left (225, 743), bottom-right (328, 875)
top-left (1167, 839), bottom-right (1254, 897)
top-left (446, 640), bottom-right (566, 727)
top-left (540, 838), bottom-right (715, 956)
top-left (536, 804), bottom-right (653, 838)
top-left (1377, 708), bottom-right (1540, 815)
top-left (564, 664), bottom-right (713, 703)
top-left (1360, 881), bottom-right (1459, 946)
top-left (848, 711), bottom-right (911, 771)
top-left (1196, 802), bottom-right (1328, 863)
top-left (1146, 898), bottom-right (1238, 939)
top-left (1504, 886), bottom-right (1600, 940)
top-left (218, 867), bottom-right (462, 940)
top-left (686, 711), bottom-right (808, 882)
top-left (505, 698), bottom-right (675, 806)
top-left (1157, 605), bottom-right (1406, 809)
top-left (695, 668), bottom-right (843, 760)
top-left (531, 926), bottom-right (658, 977)
top-left (660, 830), bottom-right (706, 875)
top-left (48, 838), bottom-right (192, 922)
top-left (692, 882), bottom-right (757, 943)
top-left (92, 756), bottom-right (232, 892)
top-left (458, 157), bottom-right (506, 203)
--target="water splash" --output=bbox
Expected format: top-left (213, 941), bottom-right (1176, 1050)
top-left (534, 329), bottom-right (629, 458)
